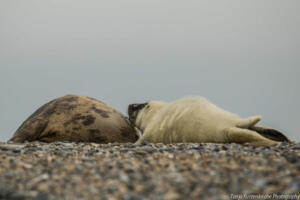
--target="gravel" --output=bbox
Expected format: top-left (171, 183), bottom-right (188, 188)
top-left (0, 142), bottom-right (299, 200)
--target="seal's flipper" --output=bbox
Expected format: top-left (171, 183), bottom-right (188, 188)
top-left (250, 126), bottom-right (289, 142)
top-left (236, 115), bottom-right (262, 128)
top-left (134, 138), bottom-right (144, 145)
top-left (224, 127), bottom-right (278, 146)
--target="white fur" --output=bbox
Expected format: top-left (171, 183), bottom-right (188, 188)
top-left (135, 97), bottom-right (276, 144)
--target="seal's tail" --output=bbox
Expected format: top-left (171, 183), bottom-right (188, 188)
top-left (250, 126), bottom-right (290, 142)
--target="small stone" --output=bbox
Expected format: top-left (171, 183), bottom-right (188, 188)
top-left (28, 174), bottom-right (49, 188)
top-left (134, 150), bottom-right (148, 155)
top-left (254, 179), bottom-right (267, 188)
top-left (123, 193), bottom-right (143, 200)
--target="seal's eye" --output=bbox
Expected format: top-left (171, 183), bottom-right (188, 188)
top-left (132, 104), bottom-right (139, 109)
top-left (128, 103), bottom-right (148, 116)
top-left (134, 103), bottom-right (148, 110)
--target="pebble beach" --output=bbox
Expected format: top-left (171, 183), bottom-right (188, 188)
top-left (0, 142), bottom-right (299, 200)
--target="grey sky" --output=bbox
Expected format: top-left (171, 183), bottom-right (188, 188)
top-left (0, 1), bottom-right (299, 142)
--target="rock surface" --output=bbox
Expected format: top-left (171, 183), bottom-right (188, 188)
top-left (0, 142), bottom-right (299, 200)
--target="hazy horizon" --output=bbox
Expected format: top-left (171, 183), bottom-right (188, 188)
top-left (1, 1), bottom-right (299, 141)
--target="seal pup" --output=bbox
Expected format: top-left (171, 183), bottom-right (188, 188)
top-left (128, 97), bottom-right (289, 146)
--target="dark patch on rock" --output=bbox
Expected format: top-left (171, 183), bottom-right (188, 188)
top-left (89, 129), bottom-right (101, 134)
top-left (82, 115), bottom-right (96, 126)
top-left (72, 127), bottom-right (81, 131)
top-left (92, 107), bottom-right (110, 118)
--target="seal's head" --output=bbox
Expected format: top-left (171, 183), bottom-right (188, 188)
top-left (128, 103), bottom-right (148, 124)
top-left (128, 101), bottom-right (166, 132)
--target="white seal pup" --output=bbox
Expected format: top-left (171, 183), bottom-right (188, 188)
top-left (128, 97), bottom-right (289, 146)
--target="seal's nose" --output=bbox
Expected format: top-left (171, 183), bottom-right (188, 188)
top-left (128, 104), bottom-right (139, 116)
top-left (128, 104), bottom-right (135, 116)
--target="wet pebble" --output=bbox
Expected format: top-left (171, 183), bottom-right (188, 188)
top-left (0, 142), bottom-right (299, 200)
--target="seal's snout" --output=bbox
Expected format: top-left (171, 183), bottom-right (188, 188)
top-left (128, 103), bottom-right (148, 123)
